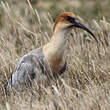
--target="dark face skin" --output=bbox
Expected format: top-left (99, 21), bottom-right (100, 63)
top-left (66, 16), bottom-right (98, 43)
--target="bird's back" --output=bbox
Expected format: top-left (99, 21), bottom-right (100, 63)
top-left (5, 47), bottom-right (45, 91)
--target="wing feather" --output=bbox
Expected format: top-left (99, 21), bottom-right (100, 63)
top-left (7, 56), bottom-right (40, 90)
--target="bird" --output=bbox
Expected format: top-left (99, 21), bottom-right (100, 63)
top-left (5, 12), bottom-right (98, 92)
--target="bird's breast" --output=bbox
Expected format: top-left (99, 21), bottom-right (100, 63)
top-left (43, 56), bottom-right (66, 78)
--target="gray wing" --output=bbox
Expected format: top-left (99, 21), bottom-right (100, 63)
top-left (6, 54), bottom-right (40, 91)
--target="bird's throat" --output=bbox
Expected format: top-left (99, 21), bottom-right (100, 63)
top-left (43, 31), bottom-right (68, 61)
top-left (43, 30), bottom-right (69, 71)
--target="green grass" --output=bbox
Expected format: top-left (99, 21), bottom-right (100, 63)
top-left (0, 0), bottom-right (110, 110)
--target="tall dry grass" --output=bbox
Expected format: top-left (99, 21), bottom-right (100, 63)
top-left (0, 1), bottom-right (110, 110)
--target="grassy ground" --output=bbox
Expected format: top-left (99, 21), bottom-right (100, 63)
top-left (0, 0), bottom-right (110, 110)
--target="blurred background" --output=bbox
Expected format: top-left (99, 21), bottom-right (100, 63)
top-left (0, 0), bottom-right (110, 29)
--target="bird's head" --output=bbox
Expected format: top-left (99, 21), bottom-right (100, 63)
top-left (53, 12), bottom-right (98, 42)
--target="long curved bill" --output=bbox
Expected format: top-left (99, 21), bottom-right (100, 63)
top-left (73, 19), bottom-right (98, 43)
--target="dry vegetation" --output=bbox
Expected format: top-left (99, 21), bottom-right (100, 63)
top-left (0, 0), bottom-right (110, 110)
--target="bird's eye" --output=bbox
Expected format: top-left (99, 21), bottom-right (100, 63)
top-left (66, 16), bottom-right (75, 23)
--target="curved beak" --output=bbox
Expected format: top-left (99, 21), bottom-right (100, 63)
top-left (72, 19), bottom-right (98, 43)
